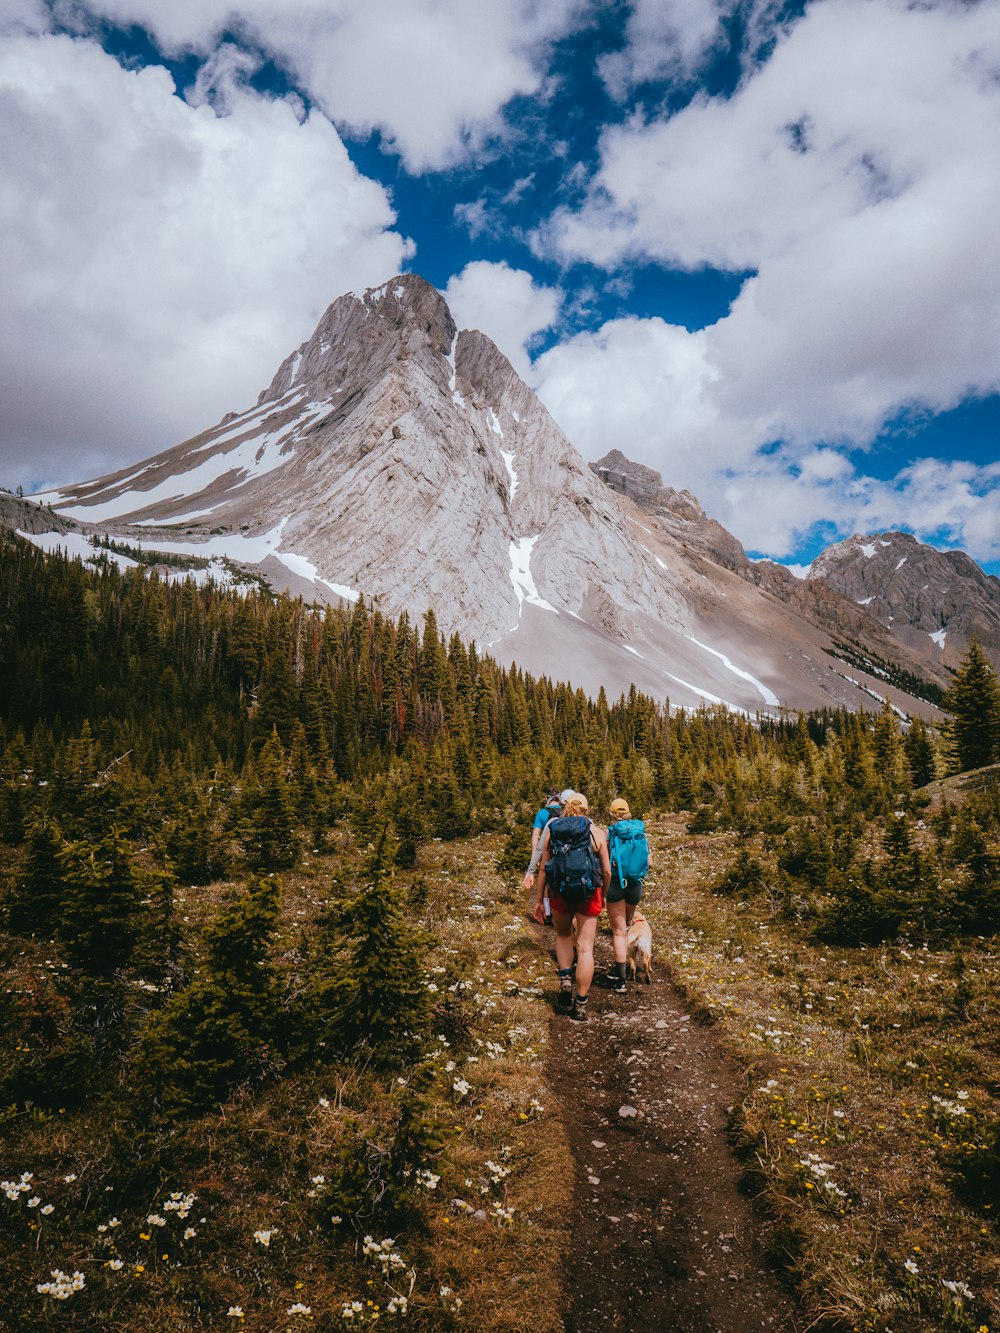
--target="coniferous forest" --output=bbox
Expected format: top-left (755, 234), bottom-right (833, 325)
top-left (2, 531), bottom-right (999, 1331)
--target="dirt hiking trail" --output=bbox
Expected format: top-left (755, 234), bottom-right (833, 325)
top-left (542, 927), bottom-right (804, 1333)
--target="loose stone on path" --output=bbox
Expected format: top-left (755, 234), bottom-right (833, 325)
top-left (546, 937), bottom-right (803, 1332)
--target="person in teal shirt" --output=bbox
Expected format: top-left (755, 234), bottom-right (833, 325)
top-left (523, 788), bottom-right (572, 921)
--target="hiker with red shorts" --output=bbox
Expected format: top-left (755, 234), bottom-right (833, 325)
top-left (530, 792), bottom-right (611, 1022)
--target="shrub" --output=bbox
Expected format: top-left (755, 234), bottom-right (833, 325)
top-left (308, 829), bottom-right (434, 1066)
top-left (712, 849), bottom-right (766, 897)
top-left (133, 874), bottom-right (282, 1116)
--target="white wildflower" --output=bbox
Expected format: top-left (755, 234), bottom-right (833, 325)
top-left (36, 1269), bottom-right (85, 1300)
top-left (942, 1279), bottom-right (973, 1300)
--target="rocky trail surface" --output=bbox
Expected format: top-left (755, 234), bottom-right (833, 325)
top-left (543, 929), bottom-right (804, 1332)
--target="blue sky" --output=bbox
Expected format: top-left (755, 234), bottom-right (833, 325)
top-left (1, 0), bottom-right (998, 573)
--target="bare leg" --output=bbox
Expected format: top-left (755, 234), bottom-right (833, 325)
top-left (607, 898), bottom-right (628, 964)
top-left (573, 915), bottom-right (599, 998)
top-left (553, 914), bottom-right (576, 971)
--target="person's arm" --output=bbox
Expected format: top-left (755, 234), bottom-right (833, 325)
top-left (594, 826), bottom-right (612, 894)
top-left (523, 819), bottom-right (550, 887)
top-left (531, 828), bottom-right (551, 923)
top-left (522, 823), bottom-right (543, 891)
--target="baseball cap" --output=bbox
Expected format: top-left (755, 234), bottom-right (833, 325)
top-left (559, 788), bottom-right (576, 803)
top-left (609, 798), bottom-right (631, 818)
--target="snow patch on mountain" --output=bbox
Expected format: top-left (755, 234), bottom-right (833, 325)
top-left (139, 506), bottom-right (223, 526)
top-left (663, 669), bottom-right (734, 711)
top-left (684, 633), bottom-right (780, 707)
top-left (508, 536), bottom-right (557, 623)
top-left (48, 404), bottom-right (323, 523)
top-left (499, 447), bottom-right (518, 502)
top-left (189, 386), bottom-right (309, 455)
top-left (273, 549), bottom-right (359, 602)
top-left (18, 529), bottom-right (138, 572)
top-left (446, 334), bottom-right (466, 408)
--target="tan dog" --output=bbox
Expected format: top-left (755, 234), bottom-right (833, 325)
top-left (626, 911), bottom-right (653, 984)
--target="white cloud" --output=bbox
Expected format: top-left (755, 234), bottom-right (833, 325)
top-left (532, 0), bottom-right (1000, 564)
top-left (445, 261), bottom-right (562, 380)
top-left (0, 0), bottom-right (47, 36)
top-left (533, 316), bottom-right (1000, 564)
top-left (599, 0), bottom-right (727, 97)
top-left (533, 315), bottom-right (729, 471)
top-left (540, 0), bottom-right (1000, 451)
top-left (51, 0), bottom-right (587, 172)
top-left (0, 32), bottom-right (412, 488)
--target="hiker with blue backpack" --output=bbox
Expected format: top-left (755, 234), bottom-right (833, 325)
top-left (605, 797), bottom-right (652, 993)
top-left (530, 792), bottom-right (611, 1022)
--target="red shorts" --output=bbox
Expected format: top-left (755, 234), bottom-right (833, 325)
top-left (550, 888), bottom-right (604, 919)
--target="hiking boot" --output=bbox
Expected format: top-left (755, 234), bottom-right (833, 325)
top-left (570, 995), bottom-right (589, 1022)
top-left (557, 976), bottom-right (574, 1010)
top-left (607, 975), bottom-right (627, 994)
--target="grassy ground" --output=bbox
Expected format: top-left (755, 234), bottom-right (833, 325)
top-left (3, 812), bottom-right (998, 1330)
top-left (0, 831), bottom-right (573, 1331)
top-left (640, 811), bottom-right (999, 1333)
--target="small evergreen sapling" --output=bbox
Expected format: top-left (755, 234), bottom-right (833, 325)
top-left (310, 825), bottom-right (433, 1065)
top-left (943, 640), bottom-right (1000, 774)
top-left (134, 873), bottom-right (282, 1116)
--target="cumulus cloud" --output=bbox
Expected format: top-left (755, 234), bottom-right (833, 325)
top-left (48, 0), bottom-right (587, 171)
top-left (533, 316), bottom-right (728, 468)
top-left (540, 0), bottom-right (1000, 444)
top-left (533, 316), bottom-right (1000, 564)
top-left (445, 261), bottom-right (562, 380)
top-left (599, 0), bottom-right (727, 97)
top-left (0, 32), bottom-right (412, 489)
top-left (533, 0), bottom-right (1000, 562)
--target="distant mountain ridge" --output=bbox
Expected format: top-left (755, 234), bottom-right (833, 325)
top-left (590, 450), bottom-right (1000, 675)
top-left (5, 274), bottom-right (978, 716)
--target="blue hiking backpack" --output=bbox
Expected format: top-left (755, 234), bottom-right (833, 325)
top-left (545, 816), bottom-right (602, 904)
top-left (608, 818), bottom-right (649, 888)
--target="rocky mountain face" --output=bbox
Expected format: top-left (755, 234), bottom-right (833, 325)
top-left (11, 275), bottom-right (961, 715)
top-left (590, 452), bottom-right (1000, 677)
top-left (808, 531), bottom-right (1000, 669)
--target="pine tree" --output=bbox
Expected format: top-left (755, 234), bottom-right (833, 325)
top-left (310, 827), bottom-right (432, 1065)
top-left (134, 874), bottom-right (281, 1115)
top-left (56, 825), bottom-right (141, 977)
top-left (904, 716), bottom-right (938, 788)
top-left (7, 816), bottom-right (65, 936)
top-left (943, 641), bottom-right (1000, 773)
top-left (238, 728), bottom-right (301, 870)
top-left (872, 698), bottom-right (904, 789)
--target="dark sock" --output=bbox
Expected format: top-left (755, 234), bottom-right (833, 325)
top-left (612, 962), bottom-right (626, 981)
top-left (574, 992), bottom-right (588, 1005)
top-left (557, 967), bottom-right (573, 980)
